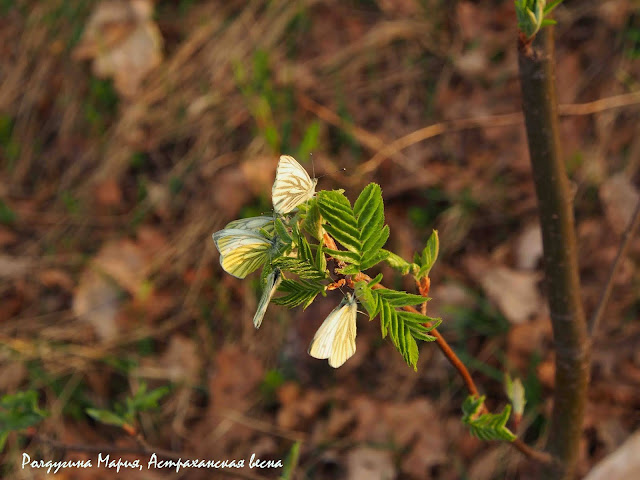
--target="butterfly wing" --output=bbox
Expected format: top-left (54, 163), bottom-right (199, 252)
top-left (308, 294), bottom-right (358, 368)
top-left (272, 155), bottom-right (318, 215)
top-left (212, 228), bottom-right (273, 279)
top-left (225, 216), bottom-right (275, 234)
top-left (253, 268), bottom-right (282, 329)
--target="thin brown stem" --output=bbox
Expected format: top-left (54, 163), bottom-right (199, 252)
top-left (512, 438), bottom-right (555, 466)
top-left (588, 197), bottom-right (640, 336)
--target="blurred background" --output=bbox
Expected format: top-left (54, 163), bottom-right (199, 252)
top-left (1, 0), bottom-right (639, 478)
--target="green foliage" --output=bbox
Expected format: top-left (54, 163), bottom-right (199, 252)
top-left (515, 0), bottom-right (563, 39)
top-left (462, 395), bottom-right (516, 442)
top-left (272, 279), bottom-right (325, 309)
top-left (318, 184), bottom-right (390, 274)
top-left (0, 390), bottom-right (48, 451)
top-left (414, 230), bottom-right (439, 280)
top-left (356, 281), bottom-right (440, 370)
top-left (280, 441), bottom-right (301, 480)
top-left (382, 249), bottom-right (416, 275)
top-left (0, 199), bottom-right (17, 225)
top-left (86, 383), bottom-right (169, 430)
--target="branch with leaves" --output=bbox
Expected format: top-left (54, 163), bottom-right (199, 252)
top-left (210, 155), bottom-right (550, 464)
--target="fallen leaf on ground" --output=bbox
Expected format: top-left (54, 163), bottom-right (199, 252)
top-left (73, 269), bottom-right (121, 341)
top-left (466, 256), bottom-right (543, 324)
top-left (73, 0), bottom-right (163, 97)
top-left (346, 447), bottom-right (396, 480)
top-left (599, 173), bottom-right (639, 235)
top-left (584, 431), bottom-right (640, 480)
top-left (515, 223), bottom-right (543, 270)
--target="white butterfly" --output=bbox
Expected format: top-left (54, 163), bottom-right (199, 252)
top-left (253, 268), bottom-right (283, 329)
top-left (212, 228), bottom-right (276, 279)
top-left (224, 216), bottom-right (275, 233)
top-left (272, 155), bottom-right (318, 215)
top-left (308, 293), bottom-right (358, 368)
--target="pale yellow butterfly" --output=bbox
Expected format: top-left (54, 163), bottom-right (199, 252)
top-left (272, 155), bottom-right (318, 215)
top-left (308, 293), bottom-right (358, 368)
top-left (253, 268), bottom-right (283, 329)
top-left (212, 228), bottom-right (275, 279)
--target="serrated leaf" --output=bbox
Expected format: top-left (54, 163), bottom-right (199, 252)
top-left (302, 198), bottom-right (323, 241)
top-left (318, 186), bottom-right (389, 272)
top-left (273, 279), bottom-right (324, 309)
top-left (274, 217), bottom-right (292, 244)
top-left (354, 281), bottom-right (379, 317)
top-left (324, 248), bottom-right (360, 264)
top-left (397, 312), bottom-right (441, 331)
top-left (462, 395), bottom-right (516, 442)
top-left (368, 273), bottom-right (383, 286)
top-left (362, 225), bottom-right (389, 259)
top-left (382, 250), bottom-right (413, 274)
top-left (417, 230), bottom-right (439, 279)
top-left (376, 289), bottom-right (427, 307)
top-left (359, 248), bottom-right (390, 271)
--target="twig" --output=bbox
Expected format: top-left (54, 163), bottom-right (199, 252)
top-left (349, 91), bottom-right (640, 176)
top-left (588, 197), bottom-right (640, 335)
top-left (512, 438), bottom-right (555, 466)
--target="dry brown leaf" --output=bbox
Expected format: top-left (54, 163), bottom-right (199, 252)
top-left (209, 345), bottom-right (264, 411)
top-left (92, 238), bottom-right (151, 297)
top-left (73, 0), bottom-right (163, 98)
top-left (72, 269), bottom-right (121, 341)
top-left (346, 447), bottom-right (396, 480)
top-left (599, 173), bottom-right (639, 235)
top-left (515, 223), bottom-right (543, 270)
top-left (0, 255), bottom-right (31, 279)
top-left (95, 179), bottom-right (123, 208)
top-left (38, 268), bottom-right (75, 292)
top-left (0, 226), bottom-right (18, 247)
top-left (584, 431), bottom-right (640, 480)
top-left (467, 257), bottom-right (543, 324)
top-left (138, 335), bottom-right (201, 383)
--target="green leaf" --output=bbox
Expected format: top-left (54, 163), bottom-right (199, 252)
top-left (462, 395), bottom-right (516, 442)
top-left (272, 257), bottom-right (326, 280)
top-left (397, 311), bottom-right (441, 331)
top-left (86, 408), bottom-right (126, 428)
top-left (0, 390), bottom-right (48, 451)
top-left (543, 0), bottom-right (563, 15)
top-left (354, 280), bottom-right (379, 317)
top-left (280, 441), bottom-right (301, 480)
top-left (359, 248), bottom-right (390, 271)
top-left (376, 289), bottom-right (428, 307)
top-left (382, 249), bottom-right (414, 275)
top-left (324, 248), bottom-right (360, 264)
top-left (367, 273), bottom-right (383, 286)
top-left (301, 198), bottom-right (323, 241)
top-left (274, 217), bottom-right (293, 244)
top-left (417, 230), bottom-right (439, 279)
top-left (318, 185), bottom-right (389, 272)
top-left (273, 279), bottom-right (324, 309)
